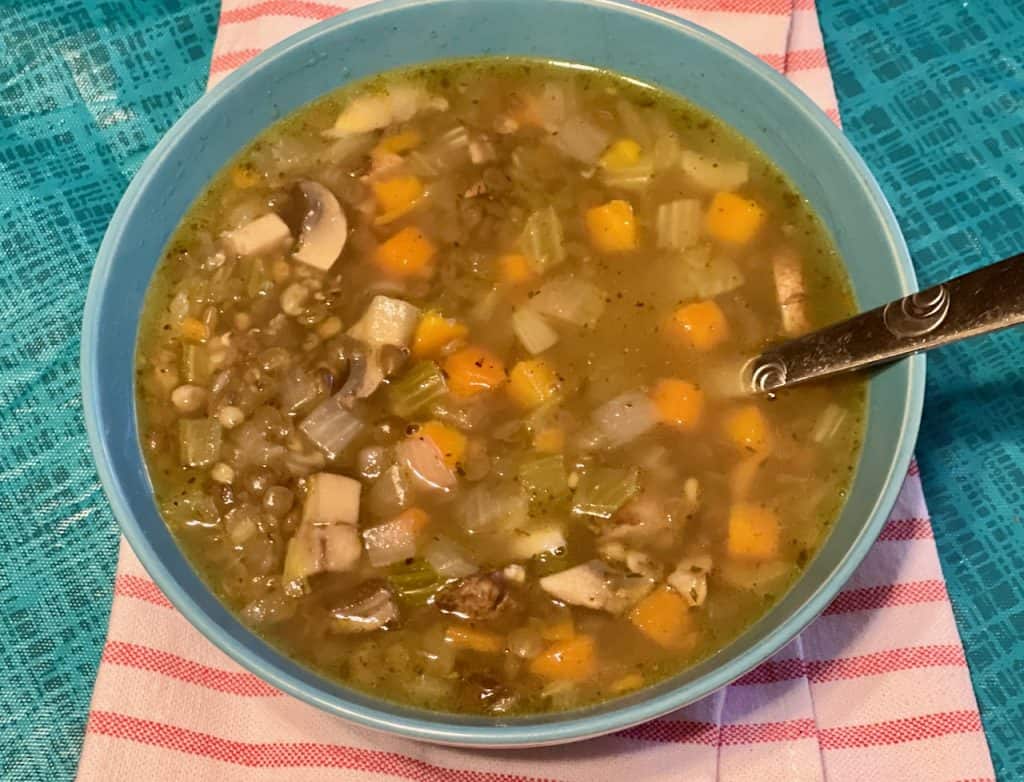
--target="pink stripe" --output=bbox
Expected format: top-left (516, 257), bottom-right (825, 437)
top-left (639, 0), bottom-right (796, 14)
top-left (909, 458), bottom-right (920, 476)
top-left (210, 48), bottom-right (263, 73)
top-left (621, 718), bottom-right (818, 745)
top-left (87, 711), bottom-right (555, 779)
top-left (221, 0), bottom-right (345, 24)
top-left (103, 641), bottom-right (280, 697)
top-left (734, 644), bottom-right (966, 685)
top-left (785, 47), bottom-right (828, 72)
top-left (114, 574), bottom-right (172, 609)
top-left (825, 106), bottom-right (840, 125)
top-left (818, 710), bottom-right (983, 749)
top-left (823, 579), bottom-right (947, 615)
top-left (878, 517), bottom-right (934, 541)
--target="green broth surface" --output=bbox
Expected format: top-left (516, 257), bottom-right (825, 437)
top-left (136, 58), bottom-right (865, 715)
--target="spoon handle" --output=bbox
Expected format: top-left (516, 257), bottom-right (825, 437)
top-left (749, 252), bottom-right (1024, 393)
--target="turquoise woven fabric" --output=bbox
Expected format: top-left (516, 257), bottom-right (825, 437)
top-left (0, 0), bottom-right (1020, 780)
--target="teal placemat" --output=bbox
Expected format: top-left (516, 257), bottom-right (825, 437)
top-left (0, 1), bottom-right (1021, 779)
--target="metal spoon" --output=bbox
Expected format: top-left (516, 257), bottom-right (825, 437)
top-left (747, 252), bottom-right (1024, 394)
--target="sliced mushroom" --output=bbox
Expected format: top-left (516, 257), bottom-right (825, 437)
top-left (222, 213), bottom-right (292, 257)
top-left (292, 181), bottom-right (347, 271)
top-left (773, 247), bottom-right (810, 336)
top-left (539, 559), bottom-right (654, 615)
top-left (331, 580), bottom-right (399, 633)
top-left (435, 572), bottom-right (509, 620)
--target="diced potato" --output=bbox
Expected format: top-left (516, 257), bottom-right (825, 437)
top-left (374, 226), bottom-right (437, 278)
top-left (664, 300), bottom-right (729, 351)
top-left (507, 359), bottom-right (560, 409)
top-left (442, 345), bottom-right (507, 398)
top-left (724, 404), bottom-right (771, 457)
top-left (302, 473), bottom-right (361, 526)
top-left (499, 253), bottom-right (537, 284)
top-left (412, 311), bottom-right (468, 358)
top-left (585, 199), bottom-right (637, 253)
top-left (650, 378), bottom-right (704, 431)
top-left (628, 587), bottom-right (693, 649)
top-left (727, 502), bottom-right (780, 560)
top-left (705, 191), bottom-right (765, 245)
top-left (533, 426), bottom-right (565, 453)
top-left (373, 175), bottom-right (425, 224)
top-left (417, 420), bottom-right (467, 470)
top-left (529, 635), bottom-right (597, 682)
top-left (600, 138), bottom-right (642, 169)
top-left (222, 213), bottom-right (292, 257)
top-left (445, 626), bottom-right (504, 654)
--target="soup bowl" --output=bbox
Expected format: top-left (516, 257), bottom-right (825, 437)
top-left (81, 0), bottom-right (923, 747)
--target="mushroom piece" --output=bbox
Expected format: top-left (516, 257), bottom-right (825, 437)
top-left (344, 295), bottom-right (421, 398)
top-left (435, 572), bottom-right (509, 620)
top-left (292, 181), bottom-right (348, 271)
top-left (539, 560), bottom-right (654, 615)
top-left (330, 581), bottom-right (400, 633)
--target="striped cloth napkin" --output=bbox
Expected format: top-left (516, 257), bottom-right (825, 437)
top-left (77, 2), bottom-right (996, 780)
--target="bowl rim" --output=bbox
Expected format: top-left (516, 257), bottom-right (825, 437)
top-left (81, 0), bottom-right (924, 747)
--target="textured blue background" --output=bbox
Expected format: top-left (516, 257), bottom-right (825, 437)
top-left (0, 0), bottom-right (1021, 779)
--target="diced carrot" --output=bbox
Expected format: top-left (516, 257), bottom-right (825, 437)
top-left (374, 226), bottom-right (437, 278)
top-left (498, 253), bottom-right (537, 285)
top-left (663, 300), bottom-right (729, 351)
top-left (609, 672), bottom-right (645, 694)
top-left (417, 420), bottom-right (467, 470)
top-left (540, 617), bottom-right (575, 641)
top-left (724, 404), bottom-right (771, 456)
top-left (230, 164), bottom-right (260, 189)
top-left (412, 311), bottom-right (468, 359)
top-left (507, 359), bottom-right (560, 409)
top-left (650, 378), bottom-right (704, 431)
top-left (392, 506), bottom-right (431, 535)
top-left (442, 345), bottom-right (507, 398)
top-left (727, 502), bottom-right (780, 560)
top-left (600, 138), bottom-right (642, 170)
top-left (533, 426), bottom-right (565, 454)
top-left (445, 625), bottom-right (504, 654)
top-left (179, 317), bottom-right (209, 343)
top-left (628, 587), bottom-right (693, 649)
top-left (374, 128), bottom-right (422, 156)
top-left (529, 635), bottom-right (597, 681)
top-left (372, 175), bottom-right (425, 224)
top-left (705, 191), bottom-right (765, 245)
top-left (585, 199), bottom-right (637, 253)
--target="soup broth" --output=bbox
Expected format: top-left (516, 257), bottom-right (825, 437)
top-left (136, 58), bottom-right (864, 715)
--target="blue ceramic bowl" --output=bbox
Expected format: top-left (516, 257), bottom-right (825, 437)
top-left (81, 0), bottom-right (923, 747)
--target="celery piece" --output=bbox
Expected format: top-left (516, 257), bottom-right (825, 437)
top-left (655, 199), bottom-right (702, 251)
top-left (388, 361), bottom-right (447, 418)
top-left (179, 418), bottom-right (222, 467)
top-left (387, 558), bottom-right (442, 606)
top-left (518, 453), bottom-right (570, 505)
top-left (180, 343), bottom-right (210, 384)
top-left (519, 206), bottom-right (565, 272)
top-left (571, 466), bottom-right (640, 520)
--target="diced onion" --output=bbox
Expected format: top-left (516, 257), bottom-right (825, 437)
top-left (299, 396), bottom-right (365, 459)
top-left (655, 199), bottom-right (702, 251)
top-left (507, 524), bottom-right (567, 559)
top-left (512, 308), bottom-right (559, 355)
top-left (550, 115), bottom-right (610, 164)
top-left (528, 277), bottom-right (606, 327)
top-left (396, 434), bottom-right (456, 492)
top-left (423, 536), bottom-right (478, 578)
top-left (363, 518), bottom-right (418, 567)
top-left (591, 390), bottom-right (658, 448)
top-left (679, 150), bottom-right (749, 191)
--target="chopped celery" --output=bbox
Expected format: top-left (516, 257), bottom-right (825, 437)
top-left (655, 199), bottom-right (702, 251)
top-left (518, 454), bottom-right (570, 505)
top-left (571, 466), bottom-right (640, 519)
top-left (387, 558), bottom-right (442, 606)
top-left (519, 206), bottom-right (565, 272)
top-left (180, 344), bottom-right (210, 384)
top-left (179, 418), bottom-right (222, 467)
top-left (388, 361), bottom-right (447, 418)
top-left (602, 160), bottom-right (654, 191)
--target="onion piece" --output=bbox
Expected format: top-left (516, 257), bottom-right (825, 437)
top-left (507, 524), bottom-right (567, 560)
top-left (326, 84), bottom-right (448, 137)
top-left (363, 517), bottom-right (418, 567)
top-left (655, 199), bottom-right (702, 251)
top-left (299, 397), bottom-right (365, 459)
top-left (423, 536), bottom-right (478, 578)
top-left (591, 390), bottom-right (658, 449)
top-left (550, 115), bottom-right (610, 164)
top-left (527, 277), bottom-right (606, 327)
top-left (396, 434), bottom-right (456, 492)
top-left (512, 307), bottom-right (559, 355)
top-left (679, 150), bottom-right (749, 191)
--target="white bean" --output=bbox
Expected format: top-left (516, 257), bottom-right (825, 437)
top-left (211, 463), bottom-right (235, 484)
top-left (217, 405), bottom-right (245, 428)
top-left (170, 384), bottom-right (206, 413)
top-left (280, 282), bottom-right (309, 316)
